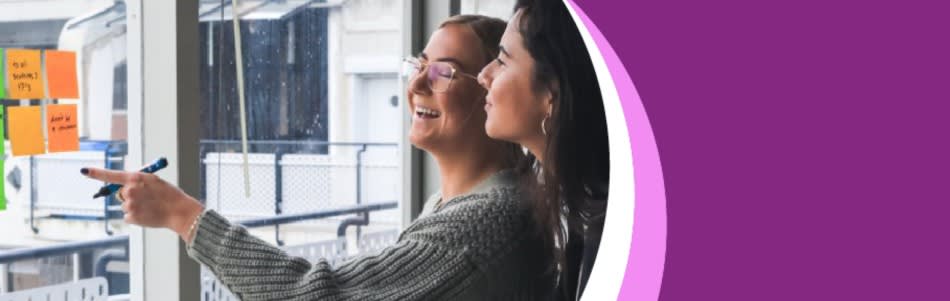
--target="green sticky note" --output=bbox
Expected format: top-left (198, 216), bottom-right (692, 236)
top-left (0, 105), bottom-right (4, 210)
top-left (0, 48), bottom-right (6, 99)
top-left (0, 104), bottom-right (5, 156)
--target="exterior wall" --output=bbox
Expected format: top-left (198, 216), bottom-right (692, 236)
top-left (461, 0), bottom-right (517, 20)
top-left (0, 0), bottom-right (114, 23)
top-left (329, 0), bottom-right (403, 144)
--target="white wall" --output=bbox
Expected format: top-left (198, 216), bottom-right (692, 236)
top-left (461, 0), bottom-right (517, 20)
top-left (0, 0), bottom-right (114, 22)
top-left (328, 0), bottom-right (403, 144)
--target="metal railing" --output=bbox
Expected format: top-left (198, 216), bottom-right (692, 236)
top-left (26, 140), bottom-right (397, 238)
top-left (0, 277), bottom-right (111, 301)
top-left (0, 236), bottom-right (127, 295)
top-left (9, 139), bottom-right (400, 296)
top-left (27, 140), bottom-right (128, 236)
top-left (0, 236), bottom-right (128, 265)
top-left (0, 201), bottom-right (397, 295)
top-left (199, 140), bottom-right (399, 245)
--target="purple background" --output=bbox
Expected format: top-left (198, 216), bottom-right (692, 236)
top-left (572, 0), bottom-right (950, 300)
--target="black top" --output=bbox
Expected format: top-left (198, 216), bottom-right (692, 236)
top-left (560, 203), bottom-right (606, 300)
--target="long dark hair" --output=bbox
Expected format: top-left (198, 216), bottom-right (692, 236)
top-left (513, 0), bottom-right (610, 299)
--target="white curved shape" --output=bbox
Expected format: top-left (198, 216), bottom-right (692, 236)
top-left (560, 1), bottom-right (637, 300)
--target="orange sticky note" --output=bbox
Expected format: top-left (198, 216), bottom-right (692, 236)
top-left (45, 50), bottom-right (79, 99)
top-left (8, 106), bottom-right (46, 156)
top-left (47, 104), bottom-right (79, 152)
top-left (5, 49), bottom-right (45, 99)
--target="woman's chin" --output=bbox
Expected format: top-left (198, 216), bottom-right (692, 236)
top-left (484, 125), bottom-right (520, 146)
top-left (484, 121), bottom-right (502, 140)
top-left (408, 134), bottom-right (433, 151)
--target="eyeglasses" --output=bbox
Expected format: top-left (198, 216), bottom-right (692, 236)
top-left (402, 57), bottom-right (480, 93)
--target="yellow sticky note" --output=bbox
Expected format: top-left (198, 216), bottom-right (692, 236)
top-left (5, 49), bottom-right (45, 99)
top-left (47, 104), bottom-right (79, 153)
top-left (45, 50), bottom-right (79, 99)
top-left (8, 106), bottom-right (45, 156)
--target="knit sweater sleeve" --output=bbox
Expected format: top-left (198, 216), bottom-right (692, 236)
top-left (186, 210), bottom-right (480, 301)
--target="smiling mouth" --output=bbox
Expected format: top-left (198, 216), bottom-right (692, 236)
top-left (415, 106), bottom-right (442, 119)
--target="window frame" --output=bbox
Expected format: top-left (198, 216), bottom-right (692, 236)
top-left (125, 0), bottom-right (442, 299)
top-left (126, 0), bottom-right (202, 300)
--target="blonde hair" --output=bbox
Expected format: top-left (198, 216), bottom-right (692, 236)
top-left (439, 14), bottom-right (508, 65)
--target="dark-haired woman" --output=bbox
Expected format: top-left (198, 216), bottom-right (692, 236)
top-left (478, 0), bottom-right (610, 299)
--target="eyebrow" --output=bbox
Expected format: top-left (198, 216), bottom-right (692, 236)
top-left (499, 45), bottom-right (512, 58)
top-left (418, 52), bottom-right (467, 71)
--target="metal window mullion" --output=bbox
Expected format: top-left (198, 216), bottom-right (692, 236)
top-left (127, 0), bottom-right (202, 300)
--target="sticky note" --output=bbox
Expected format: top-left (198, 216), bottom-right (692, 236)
top-left (5, 49), bottom-right (45, 99)
top-left (0, 48), bottom-right (6, 99)
top-left (45, 50), bottom-right (79, 99)
top-left (0, 105), bottom-right (6, 156)
top-left (8, 106), bottom-right (45, 156)
top-left (47, 104), bottom-right (79, 153)
top-left (0, 105), bottom-right (3, 210)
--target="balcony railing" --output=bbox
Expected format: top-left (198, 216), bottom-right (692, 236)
top-left (0, 202), bottom-right (398, 299)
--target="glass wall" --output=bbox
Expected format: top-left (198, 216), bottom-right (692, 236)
top-left (0, 0), bottom-right (132, 297)
top-left (461, 0), bottom-right (516, 19)
top-left (195, 1), bottom-right (405, 298)
top-left (0, 0), bottom-right (412, 299)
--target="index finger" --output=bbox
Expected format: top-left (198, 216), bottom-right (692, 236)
top-left (82, 167), bottom-right (135, 184)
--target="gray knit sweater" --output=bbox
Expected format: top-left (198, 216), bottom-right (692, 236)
top-left (186, 170), bottom-right (554, 300)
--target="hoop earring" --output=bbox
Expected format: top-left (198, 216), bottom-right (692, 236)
top-left (541, 114), bottom-right (550, 136)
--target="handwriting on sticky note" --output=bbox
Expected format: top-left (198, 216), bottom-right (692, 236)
top-left (5, 49), bottom-right (45, 99)
top-left (8, 106), bottom-right (45, 156)
top-left (47, 104), bottom-right (79, 153)
top-left (45, 50), bottom-right (79, 99)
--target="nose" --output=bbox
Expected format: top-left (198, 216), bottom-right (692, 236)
top-left (478, 64), bottom-right (494, 91)
top-left (408, 69), bottom-right (432, 96)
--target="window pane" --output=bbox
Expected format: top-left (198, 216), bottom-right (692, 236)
top-left (460, 0), bottom-right (517, 19)
top-left (0, 1), bottom-right (131, 297)
top-left (196, 0), bottom-right (404, 298)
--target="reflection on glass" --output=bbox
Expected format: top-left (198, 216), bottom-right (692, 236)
top-left (197, 3), bottom-right (404, 299)
top-left (0, 1), bottom-right (131, 296)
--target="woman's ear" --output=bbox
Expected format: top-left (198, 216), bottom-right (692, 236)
top-left (543, 79), bottom-right (559, 116)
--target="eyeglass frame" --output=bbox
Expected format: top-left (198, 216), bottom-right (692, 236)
top-left (402, 56), bottom-right (481, 93)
